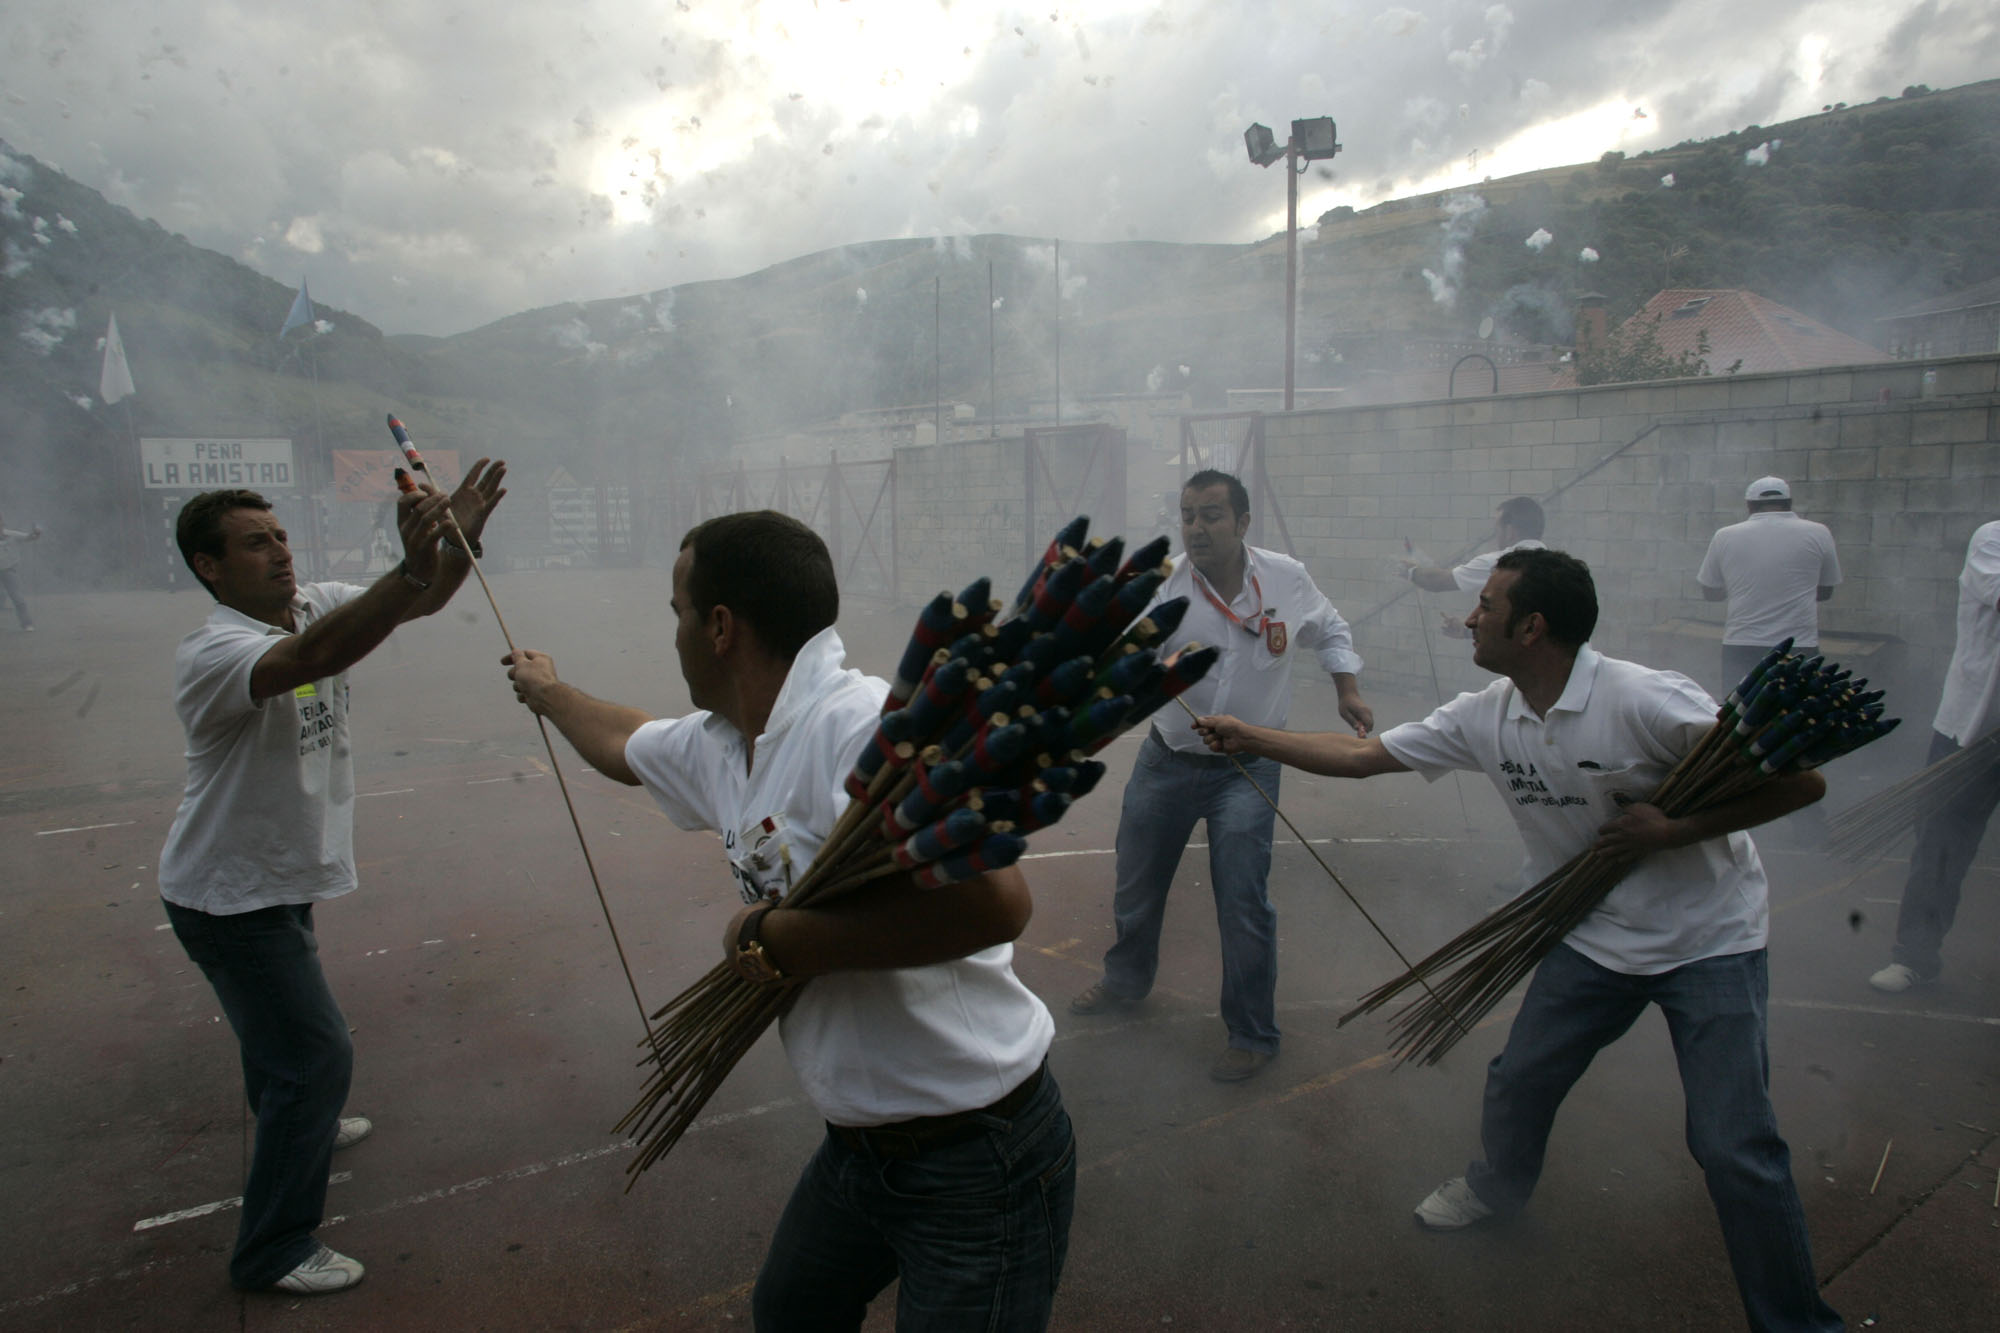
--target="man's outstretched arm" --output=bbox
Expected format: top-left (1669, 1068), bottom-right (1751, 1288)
top-left (503, 648), bottom-right (651, 785)
top-left (1195, 714), bottom-right (1410, 779)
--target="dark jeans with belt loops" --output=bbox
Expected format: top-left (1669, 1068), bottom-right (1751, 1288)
top-left (165, 900), bottom-right (352, 1289)
top-left (752, 1066), bottom-right (1076, 1332)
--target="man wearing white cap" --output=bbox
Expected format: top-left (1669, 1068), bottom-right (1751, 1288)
top-left (1698, 478), bottom-right (1842, 690)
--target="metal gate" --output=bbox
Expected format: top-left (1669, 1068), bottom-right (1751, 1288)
top-left (1021, 423), bottom-right (1127, 569)
top-left (678, 453), bottom-right (898, 601)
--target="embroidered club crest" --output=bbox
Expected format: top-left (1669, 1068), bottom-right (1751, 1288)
top-left (1264, 620), bottom-right (1288, 656)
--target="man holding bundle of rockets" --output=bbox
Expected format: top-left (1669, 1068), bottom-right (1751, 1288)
top-left (158, 462), bottom-right (508, 1296)
top-left (1197, 549), bottom-right (1846, 1333)
top-left (504, 512), bottom-right (1075, 1332)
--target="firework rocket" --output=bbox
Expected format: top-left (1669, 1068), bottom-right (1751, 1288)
top-left (386, 415), bottom-right (429, 477)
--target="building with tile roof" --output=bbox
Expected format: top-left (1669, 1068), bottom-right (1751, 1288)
top-left (1614, 288), bottom-right (1886, 375)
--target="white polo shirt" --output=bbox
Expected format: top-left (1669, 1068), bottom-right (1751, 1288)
top-left (1697, 511), bottom-right (1842, 647)
top-left (1148, 546), bottom-right (1361, 753)
top-left (624, 626), bottom-right (1054, 1127)
top-left (1379, 645), bottom-right (1768, 975)
top-left (1451, 538), bottom-right (1548, 594)
top-left (159, 582), bottom-right (367, 914)
top-left (1933, 521), bottom-right (2000, 746)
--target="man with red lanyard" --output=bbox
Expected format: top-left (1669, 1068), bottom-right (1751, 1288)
top-left (1070, 469), bottom-right (1372, 1081)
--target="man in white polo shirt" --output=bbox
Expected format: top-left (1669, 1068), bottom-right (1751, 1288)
top-left (503, 511), bottom-right (1072, 1331)
top-left (1068, 468), bottom-right (1371, 1083)
top-left (159, 467), bottom-right (506, 1296)
top-left (1402, 495), bottom-right (1547, 637)
top-left (1195, 548), bottom-right (1841, 1333)
top-left (1699, 477), bottom-right (1841, 690)
top-left (1870, 519), bottom-right (2000, 993)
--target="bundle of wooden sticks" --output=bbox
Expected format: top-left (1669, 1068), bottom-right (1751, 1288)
top-left (615, 516), bottom-right (1217, 1181)
top-left (1339, 638), bottom-right (1899, 1066)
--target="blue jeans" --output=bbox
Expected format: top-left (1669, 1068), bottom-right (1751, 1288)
top-left (1467, 944), bottom-right (1842, 1333)
top-left (1100, 731), bottom-right (1282, 1052)
top-left (752, 1066), bottom-right (1076, 1332)
top-left (1893, 730), bottom-right (2000, 978)
top-left (164, 901), bottom-right (353, 1289)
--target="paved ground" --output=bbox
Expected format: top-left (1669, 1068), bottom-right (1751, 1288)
top-left (2, 569), bottom-right (1996, 1331)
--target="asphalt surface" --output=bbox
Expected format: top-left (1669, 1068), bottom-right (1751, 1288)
top-left (2, 569), bottom-right (1996, 1331)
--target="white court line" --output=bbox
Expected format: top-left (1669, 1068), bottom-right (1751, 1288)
top-left (35, 820), bottom-right (138, 837)
top-left (126, 1098), bottom-right (800, 1236)
top-left (1774, 998), bottom-right (2000, 1028)
top-left (356, 788), bottom-right (416, 800)
top-left (1022, 833), bottom-right (1479, 862)
top-left (133, 1173), bottom-right (353, 1232)
top-left (467, 773), bottom-right (546, 786)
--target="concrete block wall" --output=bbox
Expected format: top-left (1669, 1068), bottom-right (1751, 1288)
top-left (1264, 354), bottom-right (2000, 711)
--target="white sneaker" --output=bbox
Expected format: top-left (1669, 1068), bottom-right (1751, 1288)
top-left (1413, 1177), bottom-right (1494, 1231)
top-left (1868, 963), bottom-right (1933, 994)
top-left (334, 1115), bottom-right (373, 1150)
top-left (271, 1243), bottom-right (365, 1294)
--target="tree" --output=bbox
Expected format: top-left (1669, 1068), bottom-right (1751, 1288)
top-left (1574, 314), bottom-right (1742, 386)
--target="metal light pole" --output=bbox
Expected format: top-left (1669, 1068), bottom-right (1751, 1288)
top-left (1246, 118), bottom-right (1340, 412)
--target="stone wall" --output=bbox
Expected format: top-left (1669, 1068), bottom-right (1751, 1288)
top-left (1259, 353), bottom-right (2000, 709)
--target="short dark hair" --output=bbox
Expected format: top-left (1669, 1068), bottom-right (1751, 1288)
top-left (1493, 548), bottom-right (1597, 647)
top-left (1497, 495), bottom-right (1545, 538)
top-left (177, 489), bottom-right (272, 598)
top-left (679, 511), bottom-right (839, 661)
top-left (1182, 469), bottom-right (1249, 517)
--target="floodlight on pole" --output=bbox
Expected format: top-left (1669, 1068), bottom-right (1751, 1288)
top-left (1245, 115), bottom-right (1340, 411)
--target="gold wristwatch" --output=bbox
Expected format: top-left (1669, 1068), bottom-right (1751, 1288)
top-left (735, 904), bottom-right (785, 982)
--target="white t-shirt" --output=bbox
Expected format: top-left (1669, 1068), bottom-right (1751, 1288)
top-left (1933, 521), bottom-right (2000, 746)
top-left (1451, 538), bottom-right (1549, 594)
top-left (624, 626), bottom-right (1054, 1127)
top-left (1379, 645), bottom-right (1769, 975)
top-left (1148, 545), bottom-right (1361, 753)
top-left (1697, 511), bottom-right (1842, 647)
top-left (158, 582), bottom-right (367, 914)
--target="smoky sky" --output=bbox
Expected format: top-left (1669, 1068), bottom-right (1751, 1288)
top-left (2, 0), bottom-right (1995, 337)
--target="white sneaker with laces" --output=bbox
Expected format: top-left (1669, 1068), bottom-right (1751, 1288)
top-left (271, 1243), bottom-right (365, 1294)
top-left (1413, 1176), bottom-right (1494, 1231)
top-left (1868, 963), bottom-right (1932, 994)
top-left (334, 1115), bottom-right (373, 1150)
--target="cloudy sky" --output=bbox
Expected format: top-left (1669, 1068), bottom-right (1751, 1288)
top-left (2, 0), bottom-right (1995, 336)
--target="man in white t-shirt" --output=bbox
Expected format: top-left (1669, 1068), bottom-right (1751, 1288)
top-left (158, 467), bottom-right (507, 1296)
top-left (1402, 495), bottom-right (1548, 638)
top-left (0, 506), bottom-right (42, 630)
top-left (1699, 477), bottom-right (1841, 691)
top-left (1195, 548), bottom-right (1841, 1333)
top-left (1068, 469), bottom-right (1371, 1083)
top-left (1870, 520), bottom-right (2000, 993)
top-left (503, 511), bottom-right (1073, 1331)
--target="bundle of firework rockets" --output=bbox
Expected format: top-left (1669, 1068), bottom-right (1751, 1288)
top-left (615, 516), bottom-right (1219, 1180)
top-left (1340, 638), bottom-right (1900, 1067)
top-left (1826, 727), bottom-right (2000, 861)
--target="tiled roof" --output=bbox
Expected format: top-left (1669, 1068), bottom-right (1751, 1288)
top-left (1618, 289), bottom-right (1886, 374)
top-left (1880, 276), bottom-right (2000, 321)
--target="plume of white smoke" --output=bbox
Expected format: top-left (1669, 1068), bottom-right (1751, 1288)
top-left (1660, 173), bottom-right (1675, 188)
top-left (55, 214), bottom-right (76, 233)
top-left (1373, 7), bottom-right (1426, 37)
top-left (549, 316), bottom-right (606, 357)
top-left (1525, 227), bottom-right (1553, 252)
top-left (3, 239), bottom-right (35, 277)
top-left (19, 306), bottom-right (76, 355)
top-left (1420, 193), bottom-right (1487, 308)
top-left (31, 217), bottom-right (52, 245)
top-left (313, 319), bottom-right (334, 335)
top-left (1023, 243), bottom-right (1087, 301)
top-left (1147, 365), bottom-right (1165, 391)
top-left (856, 287), bottom-right (868, 305)
top-left (1579, 246), bottom-right (1600, 263)
top-left (0, 184), bottom-right (22, 221)
top-left (649, 288), bottom-right (677, 333)
top-left (1744, 142), bottom-right (1772, 166)
top-left (72, 394), bottom-right (93, 410)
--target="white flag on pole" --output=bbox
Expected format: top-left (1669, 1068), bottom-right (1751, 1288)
top-left (99, 313), bottom-right (136, 405)
top-left (279, 278), bottom-right (314, 338)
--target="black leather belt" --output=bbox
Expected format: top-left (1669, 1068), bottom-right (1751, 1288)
top-left (829, 1061), bottom-right (1047, 1160)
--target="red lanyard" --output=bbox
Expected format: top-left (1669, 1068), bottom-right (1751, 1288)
top-left (1191, 567), bottom-right (1266, 638)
